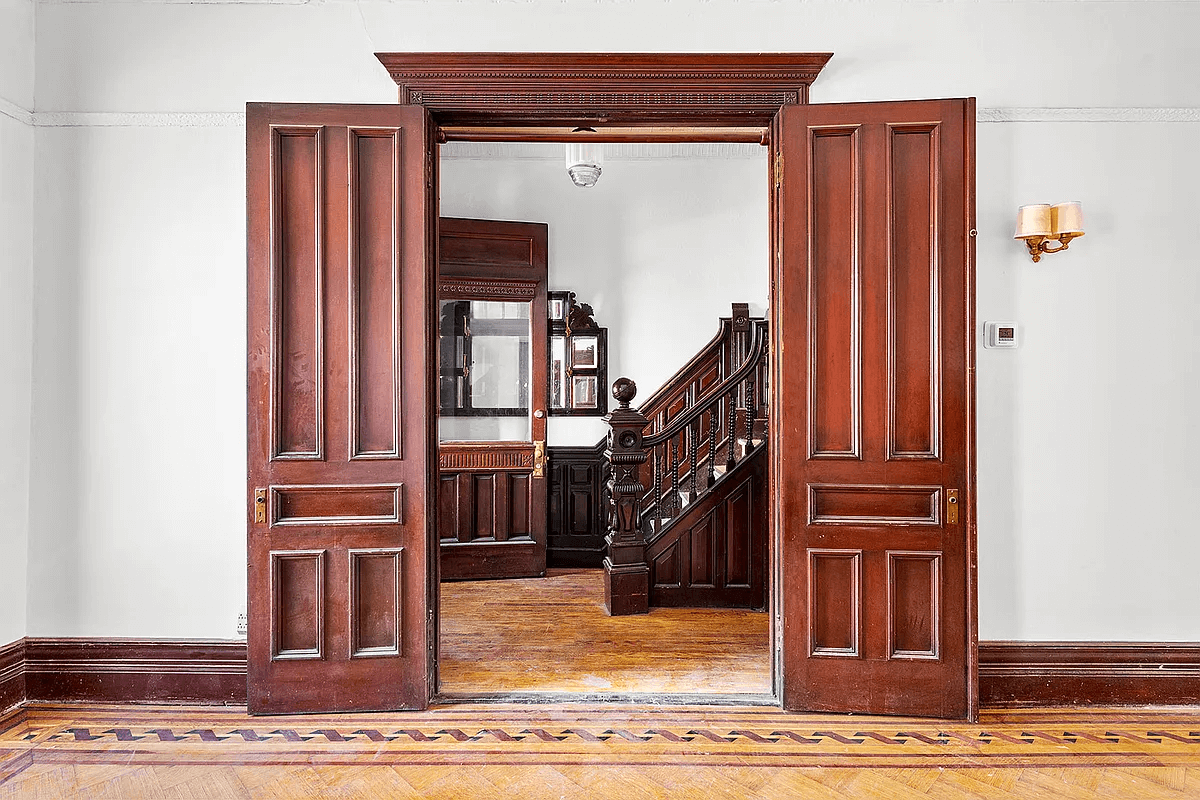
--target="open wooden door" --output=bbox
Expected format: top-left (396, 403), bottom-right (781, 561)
top-left (247, 103), bottom-right (437, 713)
top-left (771, 99), bottom-right (977, 718)
top-left (436, 218), bottom-right (549, 581)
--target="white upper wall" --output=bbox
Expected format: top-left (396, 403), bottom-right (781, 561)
top-left (19, 0), bottom-right (1200, 642)
top-left (32, 1), bottom-right (1200, 111)
top-left (0, 0), bottom-right (35, 645)
top-left (0, 0), bottom-right (35, 111)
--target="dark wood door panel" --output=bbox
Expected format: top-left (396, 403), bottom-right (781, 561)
top-left (774, 99), bottom-right (975, 718)
top-left (247, 103), bottom-right (436, 714)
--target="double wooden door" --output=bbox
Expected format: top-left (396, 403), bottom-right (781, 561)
top-left (246, 98), bottom-right (975, 717)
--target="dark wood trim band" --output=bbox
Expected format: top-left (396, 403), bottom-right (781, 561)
top-left (375, 52), bottom-right (833, 127)
top-left (23, 639), bottom-right (247, 705)
top-left (0, 640), bottom-right (25, 715)
top-left (1, 638), bottom-right (1197, 708)
top-left (980, 641), bottom-right (1200, 707)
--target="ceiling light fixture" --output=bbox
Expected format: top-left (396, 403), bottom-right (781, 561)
top-left (566, 128), bottom-right (603, 188)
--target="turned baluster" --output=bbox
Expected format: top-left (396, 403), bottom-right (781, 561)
top-left (670, 436), bottom-right (680, 516)
top-left (726, 387), bottom-right (737, 471)
top-left (744, 375), bottom-right (756, 454)
top-left (657, 443), bottom-right (667, 525)
top-left (707, 406), bottom-right (718, 488)
top-left (688, 419), bottom-right (698, 500)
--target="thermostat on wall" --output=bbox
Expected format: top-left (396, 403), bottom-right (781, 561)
top-left (984, 322), bottom-right (1019, 349)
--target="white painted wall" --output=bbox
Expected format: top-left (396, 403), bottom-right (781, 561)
top-left (440, 144), bottom-right (769, 447)
top-left (19, 0), bottom-right (1200, 643)
top-left (0, 0), bottom-right (35, 645)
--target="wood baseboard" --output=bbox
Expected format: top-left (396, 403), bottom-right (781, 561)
top-left (23, 639), bottom-right (247, 705)
top-left (979, 641), bottom-right (1200, 707)
top-left (0, 640), bottom-right (25, 714)
top-left (1, 638), bottom-right (1197, 708)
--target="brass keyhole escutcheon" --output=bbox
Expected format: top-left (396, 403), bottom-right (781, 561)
top-left (946, 489), bottom-right (959, 525)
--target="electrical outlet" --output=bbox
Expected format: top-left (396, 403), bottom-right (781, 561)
top-left (236, 612), bottom-right (248, 638)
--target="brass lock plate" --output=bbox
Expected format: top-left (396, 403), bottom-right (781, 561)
top-left (946, 489), bottom-right (959, 525)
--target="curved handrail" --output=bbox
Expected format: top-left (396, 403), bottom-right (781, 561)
top-left (642, 318), bottom-right (767, 449)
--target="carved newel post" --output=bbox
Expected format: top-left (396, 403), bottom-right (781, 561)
top-left (603, 378), bottom-right (651, 616)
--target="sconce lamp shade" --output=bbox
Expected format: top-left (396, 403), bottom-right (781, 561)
top-left (1050, 201), bottom-right (1085, 236)
top-left (1014, 204), bottom-right (1052, 239)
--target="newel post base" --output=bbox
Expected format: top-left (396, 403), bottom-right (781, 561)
top-left (602, 377), bottom-right (651, 617)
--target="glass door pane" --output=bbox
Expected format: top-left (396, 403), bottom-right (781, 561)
top-left (438, 300), bottom-right (532, 442)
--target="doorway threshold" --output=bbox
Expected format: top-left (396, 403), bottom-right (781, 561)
top-left (434, 692), bottom-right (779, 707)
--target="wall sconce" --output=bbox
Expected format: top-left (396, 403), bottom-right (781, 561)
top-left (1014, 202), bottom-right (1085, 262)
top-left (566, 128), bottom-right (603, 188)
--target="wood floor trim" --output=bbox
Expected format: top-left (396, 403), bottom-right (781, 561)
top-left (2, 637), bottom-right (1197, 709)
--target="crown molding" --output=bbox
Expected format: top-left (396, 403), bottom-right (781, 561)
top-left (0, 97), bottom-right (34, 127)
top-left (977, 106), bottom-right (1200, 123)
top-left (376, 52), bottom-right (833, 127)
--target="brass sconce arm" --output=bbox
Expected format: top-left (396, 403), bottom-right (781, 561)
top-left (1021, 231), bottom-right (1084, 263)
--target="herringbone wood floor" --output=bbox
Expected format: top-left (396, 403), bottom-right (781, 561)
top-left (2, 704), bottom-right (1199, 798)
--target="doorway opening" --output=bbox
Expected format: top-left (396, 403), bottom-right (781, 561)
top-left (434, 139), bottom-right (775, 701)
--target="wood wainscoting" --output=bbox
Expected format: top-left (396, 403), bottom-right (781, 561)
top-left (1, 637), bottom-right (1198, 709)
top-left (546, 443), bottom-right (608, 568)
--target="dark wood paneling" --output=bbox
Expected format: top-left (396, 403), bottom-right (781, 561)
top-left (808, 551), bottom-right (861, 655)
top-left (775, 99), bottom-right (975, 718)
top-left (271, 550), bottom-right (324, 659)
top-left (980, 642), bottom-right (1200, 707)
top-left (376, 52), bottom-right (832, 127)
top-left (0, 641), bottom-right (24, 714)
top-left (247, 103), bottom-right (436, 714)
top-left (271, 484), bottom-right (402, 526)
top-left (647, 445), bottom-right (767, 609)
top-left (808, 484), bottom-right (939, 525)
top-left (23, 639), bottom-right (247, 705)
top-left (271, 127), bottom-right (323, 460)
top-left (808, 126), bottom-right (860, 459)
top-left (349, 129), bottom-right (401, 459)
top-left (888, 552), bottom-right (940, 658)
top-left (888, 125), bottom-right (940, 460)
top-left (547, 444), bottom-right (607, 568)
top-left (349, 548), bottom-right (403, 657)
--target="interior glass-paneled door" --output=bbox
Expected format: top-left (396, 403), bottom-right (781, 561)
top-left (437, 218), bottom-right (549, 580)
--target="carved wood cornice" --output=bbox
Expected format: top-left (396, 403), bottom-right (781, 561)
top-left (438, 279), bottom-right (537, 300)
top-left (375, 53), bottom-right (833, 127)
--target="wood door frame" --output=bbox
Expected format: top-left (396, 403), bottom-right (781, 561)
top-left (373, 52), bottom-right (977, 712)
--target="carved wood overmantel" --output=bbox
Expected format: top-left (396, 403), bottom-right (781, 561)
top-left (374, 52), bottom-right (833, 127)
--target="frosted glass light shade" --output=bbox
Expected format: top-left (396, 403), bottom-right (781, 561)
top-left (1014, 204), bottom-right (1052, 239)
top-left (565, 141), bottom-right (604, 188)
top-left (1050, 201), bottom-right (1085, 235)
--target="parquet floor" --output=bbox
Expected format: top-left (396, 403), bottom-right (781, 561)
top-left (438, 567), bottom-right (772, 696)
top-left (2, 703), bottom-right (1199, 798)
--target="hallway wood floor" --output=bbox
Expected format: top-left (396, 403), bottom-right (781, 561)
top-left (438, 568), bottom-right (772, 696)
top-left (3, 703), bottom-right (1199, 798)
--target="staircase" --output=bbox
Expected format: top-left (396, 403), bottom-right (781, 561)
top-left (602, 305), bottom-right (769, 612)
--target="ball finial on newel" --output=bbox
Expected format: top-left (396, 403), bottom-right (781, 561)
top-left (611, 377), bottom-right (637, 409)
